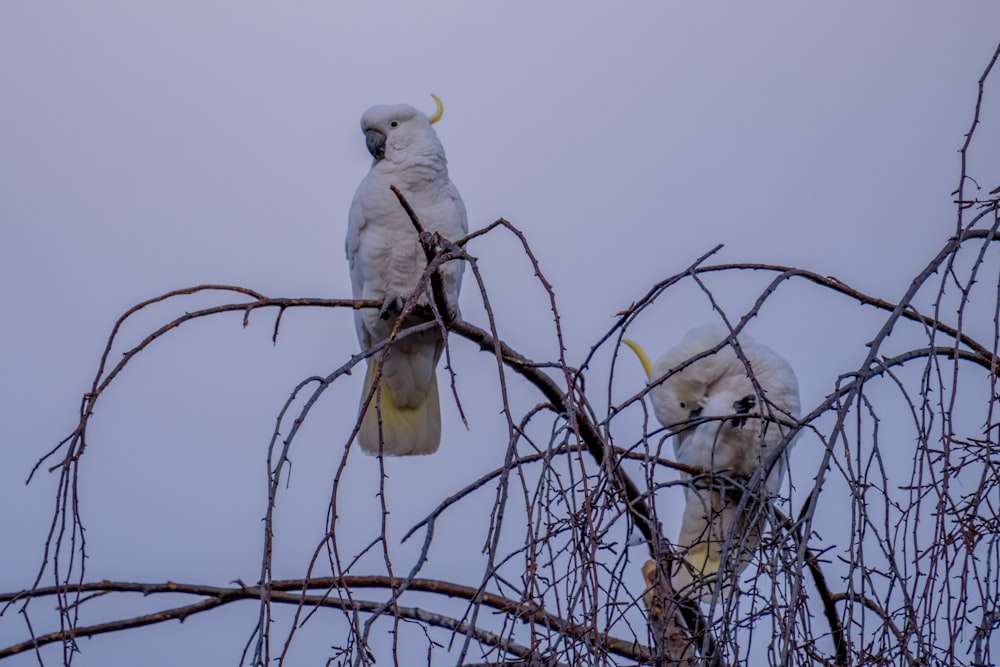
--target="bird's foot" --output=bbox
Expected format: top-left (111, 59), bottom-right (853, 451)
top-left (379, 294), bottom-right (404, 320)
top-left (731, 394), bottom-right (757, 427)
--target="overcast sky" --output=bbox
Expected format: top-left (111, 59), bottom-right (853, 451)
top-left (2, 3), bottom-right (999, 665)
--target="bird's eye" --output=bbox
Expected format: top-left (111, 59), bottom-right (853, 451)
top-left (390, 121), bottom-right (398, 127)
top-left (679, 401), bottom-right (686, 409)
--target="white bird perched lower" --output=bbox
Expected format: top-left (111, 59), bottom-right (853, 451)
top-left (346, 95), bottom-right (468, 456)
top-left (624, 324), bottom-right (800, 600)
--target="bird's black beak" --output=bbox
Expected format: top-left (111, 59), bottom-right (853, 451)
top-left (365, 129), bottom-right (386, 161)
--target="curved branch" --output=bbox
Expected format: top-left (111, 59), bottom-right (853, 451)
top-left (0, 577), bottom-right (651, 662)
top-left (30, 291), bottom-right (380, 479)
top-left (954, 41), bottom-right (1000, 221)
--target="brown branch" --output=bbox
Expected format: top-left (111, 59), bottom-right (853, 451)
top-left (829, 592), bottom-right (906, 645)
top-left (390, 184), bottom-right (455, 324)
top-left (641, 560), bottom-right (697, 666)
top-left (954, 40), bottom-right (1000, 226)
top-left (690, 256), bottom-right (998, 373)
top-left (0, 594), bottom-right (230, 659)
top-left (0, 577), bottom-right (651, 662)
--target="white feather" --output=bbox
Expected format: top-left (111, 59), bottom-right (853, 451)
top-left (641, 324), bottom-right (800, 599)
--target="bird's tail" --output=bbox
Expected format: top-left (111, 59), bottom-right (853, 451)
top-left (358, 357), bottom-right (442, 456)
top-left (671, 487), bottom-right (766, 600)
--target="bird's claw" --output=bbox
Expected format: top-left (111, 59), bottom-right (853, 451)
top-left (379, 294), bottom-right (404, 320)
top-left (731, 394), bottom-right (756, 427)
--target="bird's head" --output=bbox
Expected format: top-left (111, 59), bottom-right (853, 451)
top-left (623, 338), bottom-right (708, 429)
top-left (654, 372), bottom-right (709, 428)
top-left (360, 94), bottom-right (445, 164)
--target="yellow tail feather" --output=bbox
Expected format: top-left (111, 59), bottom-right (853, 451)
top-left (358, 358), bottom-right (441, 456)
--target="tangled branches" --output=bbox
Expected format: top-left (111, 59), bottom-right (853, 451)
top-left (3, 41), bottom-right (999, 667)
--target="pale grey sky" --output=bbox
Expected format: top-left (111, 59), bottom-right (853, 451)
top-left (2, 3), bottom-right (998, 664)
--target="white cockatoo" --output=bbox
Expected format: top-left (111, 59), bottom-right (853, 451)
top-left (624, 324), bottom-right (800, 599)
top-left (346, 95), bottom-right (468, 456)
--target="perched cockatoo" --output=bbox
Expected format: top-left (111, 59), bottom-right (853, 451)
top-left (346, 95), bottom-right (468, 456)
top-left (624, 324), bottom-right (800, 599)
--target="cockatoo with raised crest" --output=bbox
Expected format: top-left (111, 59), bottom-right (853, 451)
top-left (624, 324), bottom-right (800, 599)
top-left (346, 95), bottom-right (467, 456)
